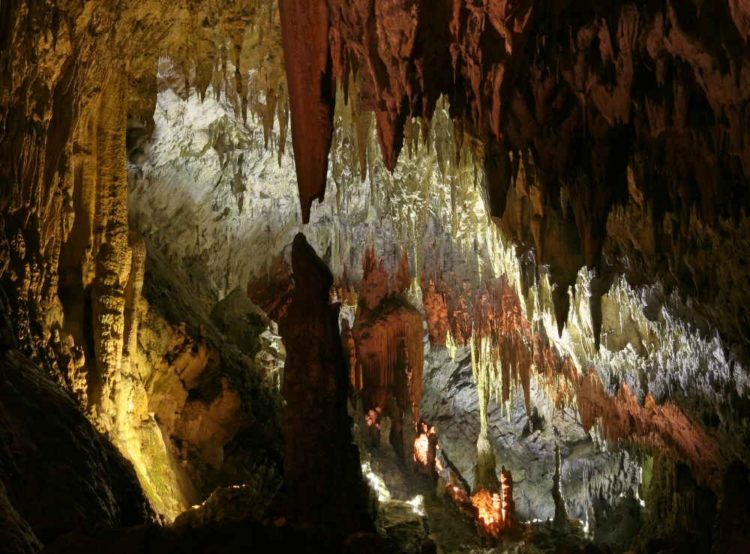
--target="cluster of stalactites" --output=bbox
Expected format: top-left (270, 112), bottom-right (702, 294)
top-left (281, 0), bottom-right (750, 361)
top-left (351, 247), bottom-right (424, 417)
top-left (156, 1), bottom-right (290, 164)
top-left (355, 309), bottom-right (425, 413)
top-left (425, 267), bottom-right (584, 430)
top-left (468, 277), bottom-right (534, 421)
top-left (327, 74), bottom-right (492, 280)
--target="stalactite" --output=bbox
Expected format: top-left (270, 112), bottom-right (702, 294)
top-left (278, 0), bottom-right (335, 223)
top-left (423, 278), bottom-right (449, 347)
top-left (466, 277), bottom-right (534, 424)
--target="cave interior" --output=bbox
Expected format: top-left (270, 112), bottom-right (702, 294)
top-left (1, 1), bottom-right (750, 553)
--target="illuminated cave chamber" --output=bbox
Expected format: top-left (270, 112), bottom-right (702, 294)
top-left (1, 1), bottom-right (750, 553)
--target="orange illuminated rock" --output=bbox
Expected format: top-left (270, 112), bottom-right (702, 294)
top-left (471, 489), bottom-right (503, 539)
top-left (413, 420), bottom-right (438, 479)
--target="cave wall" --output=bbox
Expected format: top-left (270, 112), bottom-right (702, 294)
top-left (0, 0), bottom-right (288, 530)
top-left (0, 348), bottom-right (152, 549)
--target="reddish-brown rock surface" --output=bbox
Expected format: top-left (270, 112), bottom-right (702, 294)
top-left (279, 233), bottom-right (371, 533)
top-left (278, 0), bottom-right (336, 223)
top-left (351, 248), bottom-right (424, 461)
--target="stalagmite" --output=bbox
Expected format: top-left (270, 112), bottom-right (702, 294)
top-left (500, 467), bottom-right (515, 532)
top-left (552, 445), bottom-right (569, 530)
top-left (279, 233), bottom-right (370, 532)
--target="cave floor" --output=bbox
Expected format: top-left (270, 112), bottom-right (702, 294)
top-left (366, 440), bottom-right (601, 554)
top-left (367, 442), bottom-right (488, 553)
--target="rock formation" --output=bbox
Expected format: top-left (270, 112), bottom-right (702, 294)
top-left (0, 349), bottom-right (151, 547)
top-left (352, 247), bottom-right (425, 462)
top-left (279, 233), bottom-right (371, 533)
top-left (278, 0), bottom-right (335, 223)
top-left (282, 1), bottom-right (750, 361)
top-left (1, 0), bottom-right (750, 552)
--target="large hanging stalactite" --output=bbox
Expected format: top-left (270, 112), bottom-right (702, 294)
top-left (278, 0), bottom-right (335, 223)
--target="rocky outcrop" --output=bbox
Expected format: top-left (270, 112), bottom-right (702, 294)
top-left (133, 246), bottom-right (283, 518)
top-left (0, 350), bottom-right (151, 550)
top-left (0, 480), bottom-right (41, 554)
top-left (210, 288), bottom-right (271, 358)
top-left (421, 345), bottom-right (641, 524)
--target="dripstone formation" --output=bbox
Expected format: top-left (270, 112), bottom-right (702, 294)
top-left (1, 1), bottom-right (750, 553)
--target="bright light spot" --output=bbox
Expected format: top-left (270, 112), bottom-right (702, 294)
top-left (408, 494), bottom-right (425, 516)
top-left (361, 462), bottom-right (391, 502)
top-left (413, 434), bottom-right (430, 466)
